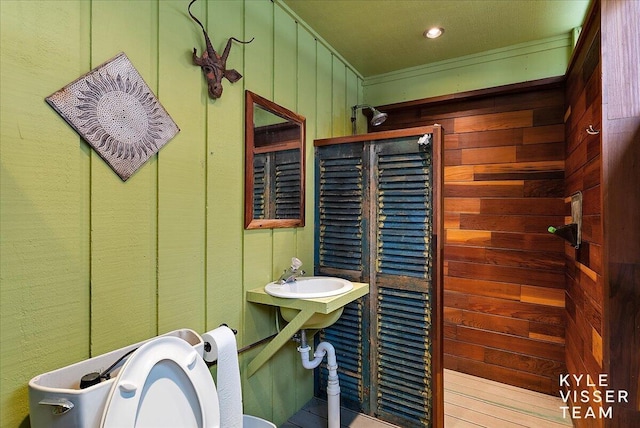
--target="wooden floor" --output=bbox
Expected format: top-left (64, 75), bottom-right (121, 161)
top-left (282, 369), bottom-right (572, 427)
top-left (444, 369), bottom-right (572, 427)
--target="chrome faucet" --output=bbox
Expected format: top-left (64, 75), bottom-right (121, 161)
top-left (278, 257), bottom-right (306, 284)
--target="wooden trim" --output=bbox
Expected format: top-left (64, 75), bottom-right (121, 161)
top-left (244, 90), bottom-right (306, 229)
top-left (244, 90), bottom-right (255, 228)
top-left (372, 77), bottom-right (565, 113)
top-left (314, 125), bottom-right (439, 147)
top-left (432, 124), bottom-right (445, 428)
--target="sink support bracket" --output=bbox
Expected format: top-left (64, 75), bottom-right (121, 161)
top-left (247, 308), bottom-right (315, 377)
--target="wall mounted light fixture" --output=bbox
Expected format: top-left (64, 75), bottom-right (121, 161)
top-left (350, 104), bottom-right (388, 135)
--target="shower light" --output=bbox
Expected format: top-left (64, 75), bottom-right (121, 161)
top-left (350, 104), bottom-right (388, 135)
top-left (424, 27), bottom-right (444, 39)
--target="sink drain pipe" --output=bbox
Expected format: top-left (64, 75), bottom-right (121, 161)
top-left (297, 330), bottom-right (340, 428)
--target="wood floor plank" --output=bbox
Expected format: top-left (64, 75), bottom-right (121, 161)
top-left (444, 370), bottom-right (571, 427)
top-left (445, 401), bottom-right (528, 427)
top-left (445, 414), bottom-right (486, 428)
top-left (446, 391), bottom-right (570, 428)
top-left (445, 370), bottom-right (564, 408)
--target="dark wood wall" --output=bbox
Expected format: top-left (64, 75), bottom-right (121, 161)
top-left (564, 2), bottom-right (605, 426)
top-left (600, 0), bottom-right (640, 426)
top-left (372, 80), bottom-right (568, 395)
top-left (564, 1), bottom-right (640, 426)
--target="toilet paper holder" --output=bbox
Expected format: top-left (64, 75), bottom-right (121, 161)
top-left (220, 323), bottom-right (238, 335)
top-left (204, 324), bottom-right (237, 354)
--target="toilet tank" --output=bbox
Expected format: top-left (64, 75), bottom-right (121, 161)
top-left (28, 329), bottom-right (204, 428)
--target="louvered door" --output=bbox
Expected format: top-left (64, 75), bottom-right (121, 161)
top-left (315, 142), bottom-right (370, 411)
top-left (372, 138), bottom-right (434, 427)
top-left (316, 142), bottom-right (367, 279)
top-left (314, 127), bottom-right (443, 427)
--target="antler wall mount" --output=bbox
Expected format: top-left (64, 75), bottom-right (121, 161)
top-left (188, 0), bottom-right (254, 99)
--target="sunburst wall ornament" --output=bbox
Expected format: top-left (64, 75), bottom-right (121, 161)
top-left (46, 52), bottom-right (179, 181)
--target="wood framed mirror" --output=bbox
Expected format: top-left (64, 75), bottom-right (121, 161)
top-left (245, 90), bottom-right (306, 229)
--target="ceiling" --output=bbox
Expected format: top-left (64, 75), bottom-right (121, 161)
top-left (282, 0), bottom-right (591, 77)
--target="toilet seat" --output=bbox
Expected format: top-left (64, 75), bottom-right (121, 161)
top-left (100, 336), bottom-right (220, 428)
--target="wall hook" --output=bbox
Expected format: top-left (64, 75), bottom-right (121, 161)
top-left (586, 125), bottom-right (600, 135)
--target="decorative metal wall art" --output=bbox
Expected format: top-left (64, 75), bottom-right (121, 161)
top-left (46, 52), bottom-right (179, 181)
top-left (188, 0), bottom-right (253, 99)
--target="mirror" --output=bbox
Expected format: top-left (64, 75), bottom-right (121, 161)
top-left (245, 90), bottom-right (306, 229)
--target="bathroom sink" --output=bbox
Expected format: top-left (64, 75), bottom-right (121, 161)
top-left (264, 276), bottom-right (353, 299)
top-left (246, 281), bottom-right (369, 376)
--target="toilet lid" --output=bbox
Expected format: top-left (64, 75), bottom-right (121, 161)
top-left (100, 336), bottom-right (220, 428)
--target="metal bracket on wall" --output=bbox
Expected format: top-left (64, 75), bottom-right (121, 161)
top-left (571, 191), bottom-right (583, 248)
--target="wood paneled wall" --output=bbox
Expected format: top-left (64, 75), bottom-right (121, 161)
top-left (564, 1), bottom-right (640, 426)
top-left (564, 2), bottom-right (605, 426)
top-left (600, 0), bottom-right (640, 426)
top-left (371, 80), bottom-right (568, 395)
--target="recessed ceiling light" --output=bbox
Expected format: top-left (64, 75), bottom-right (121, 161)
top-left (424, 27), bottom-right (444, 39)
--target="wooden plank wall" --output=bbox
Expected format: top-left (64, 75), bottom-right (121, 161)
top-left (565, 2), bottom-right (640, 426)
top-left (600, 0), bottom-right (640, 426)
top-left (563, 2), bottom-right (605, 426)
top-left (371, 80), bottom-right (568, 395)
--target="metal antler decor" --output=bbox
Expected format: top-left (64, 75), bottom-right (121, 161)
top-left (188, 0), bottom-right (254, 99)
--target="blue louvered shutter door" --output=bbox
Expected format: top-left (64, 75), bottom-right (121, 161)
top-left (315, 143), bottom-right (367, 279)
top-left (373, 137), bottom-right (434, 427)
top-left (315, 142), bottom-right (369, 411)
top-left (274, 149), bottom-right (301, 219)
top-left (253, 154), bottom-right (268, 219)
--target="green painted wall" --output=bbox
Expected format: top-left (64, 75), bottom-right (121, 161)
top-left (363, 34), bottom-right (573, 106)
top-left (0, 0), bottom-right (361, 426)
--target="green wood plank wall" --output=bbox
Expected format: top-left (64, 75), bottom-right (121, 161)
top-left (0, 1), bottom-right (362, 426)
top-left (89, 0), bottom-right (160, 357)
top-left (242, 0), bottom-right (278, 419)
top-left (270, 8), bottom-right (298, 422)
top-left (157, 0), bottom-right (208, 335)
top-left (205, 0), bottom-right (245, 339)
top-left (294, 27), bottom-right (319, 410)
top-left (0, 1), bottom-right (91, 426)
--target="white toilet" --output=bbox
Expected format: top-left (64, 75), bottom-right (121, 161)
top-left (100, 335), bottom-right (220, 427)
top-left (29, 329), bottom-right (276, 428)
